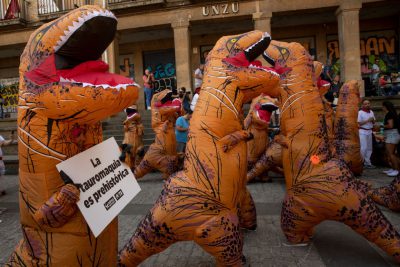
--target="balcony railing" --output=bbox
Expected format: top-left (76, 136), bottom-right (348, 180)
top-left (38, 0), bottom-right (93, 15)
top-left (1, 0), bottom-right (27, 21)
top-left (107, 0), bottom-right (164, 8)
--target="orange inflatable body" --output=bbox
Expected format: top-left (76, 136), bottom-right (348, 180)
top-left (244, 94), bottom-right (278, 182)
top-left (332, 81), bottom-right (363, 175)
top-left (121, 105), bottom-right (144, 169)
top-left (246, 135), bottom-right (283, 182)
top-left (134, 90), bottom-right (181, 179)
top-left (7, 6), bottom-right (139, 266)
top-left (264, 40), bottom-right (400, 261)
top-left (118, 31), bottom-right (280, 266)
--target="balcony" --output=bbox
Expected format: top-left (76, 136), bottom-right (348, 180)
top-left (38, 0), bottom-right (93, 19)
top-left (0, 0), bottom-right (27, 26)
top-left (107, 0), bottom-right (165, 12)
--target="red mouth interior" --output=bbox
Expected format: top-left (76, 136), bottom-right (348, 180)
top-left (25, 55), bottom-right (135, 86)
top-left (223, 51), bottom-right (278, 74)
top-left (154, 98), bottom-right (181, 110)
top-left (256, 109), bottom-right (272, 123)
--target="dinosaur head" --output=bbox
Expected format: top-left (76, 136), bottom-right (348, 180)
top-left (205, 30), bottom-right (280, 103)
top-left (249, 94), bottom-right (278, 126)
top-left (19, 5), bottom-right (139, 124)
top-left (246, 94), bottom-right (278, 128)
top-left (125, 104), bottom-right (141, 122)
top-left (263, 40), bottom-right (312, 77)
top-left (313, 61), bottom-right (331, 95)
top-left (151, 90), bottom-right (181, 118)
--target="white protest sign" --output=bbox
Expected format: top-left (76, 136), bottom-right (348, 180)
top-left (56, 137), bottom-right (141, 237)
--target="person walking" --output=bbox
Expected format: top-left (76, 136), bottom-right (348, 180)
top-left (143, 69), bottom-right (155, 110)
top-left (358, 99), bottom-right (375, 168)
top-left (382, 101), bottom-right (400, 177)
top-left (175, 110), bottom-right (192, 154)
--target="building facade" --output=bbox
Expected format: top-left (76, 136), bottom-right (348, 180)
top-left (0, 0), bottom-right (399, 113)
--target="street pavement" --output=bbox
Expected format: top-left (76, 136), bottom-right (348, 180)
top-left (1, 168), bottom-right (400, 266)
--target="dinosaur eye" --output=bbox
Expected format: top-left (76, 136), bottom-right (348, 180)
top-left (281, 49), bottom-right (287, 54)
top-left (230, 38), bottom-right (237, 43)
top-left (36, 32), bottom-right (43, 42)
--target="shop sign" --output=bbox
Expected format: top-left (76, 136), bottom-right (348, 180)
top-left (202, 2), bottom-right (239, 17)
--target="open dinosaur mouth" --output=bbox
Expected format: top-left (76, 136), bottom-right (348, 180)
top-left (223, 32), bottom-right (279, 77)
top-left (256, 103), bottom-right (278, 123)
top-left (25, 10), bottom-right (138, 89)
top-left (126, 107), bottom-right (138, 119)
top-left (154, 91), bottom-right (181, 110)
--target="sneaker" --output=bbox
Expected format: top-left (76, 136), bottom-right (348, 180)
top-left (387, 170), bottom-right (399, 177)
top-left (383, 169), bottom-right (394, 174)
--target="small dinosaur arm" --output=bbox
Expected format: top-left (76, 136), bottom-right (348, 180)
top-left (121, 105), bottom-right (145, 169)
top-left (118, 30), bottom-right (281, 266)
top-left (7, 6), bottom-right (139, 266)
top-left (244, 94), bottom-right (279, 182)
top-left (264, 40), bottom-right (400, 262)
top-left (134, 90), bottom-right (181, 179)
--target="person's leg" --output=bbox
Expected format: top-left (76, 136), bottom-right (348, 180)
top-left (359, 134), bottom-right (368, 165)
top-left (365, 133), bottom-right (374, 166)
top-left (144, 87), bottom-right (151, 109)
top-left (386, 143), bottom-right (399, 176)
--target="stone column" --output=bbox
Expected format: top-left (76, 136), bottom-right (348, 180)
top-left (252, 11), bottom-right (272, 34)
top-left (172, 18), bottom-right (192, 91)
top-left (133, 46), bottom-right (145, 111)
top-left (106, 33), bottom-right (120, 74)
top-left (336, 0), bottom-right (363, 95)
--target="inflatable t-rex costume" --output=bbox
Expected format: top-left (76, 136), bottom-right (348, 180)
top-left (263, 40), bottom-right (400, 261)
top-left (246, 61), bottom-right (332, 183)
top-left (134, 90), bottom-right (181, 179)
top-left (118, 31), bottom-right (281, 266)
top-left (332, 80), bottom-right (363, 175)
top-left (7, 6), bottom-right (139, 266)
top-left (244, 94), bottom-right (278, 183)
top-left (120, 105), bottom-right (144, 169)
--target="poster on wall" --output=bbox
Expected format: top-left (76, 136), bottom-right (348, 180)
top-left (327, 30), bottom-right (399, 76)
top-left (0, 77), bottom-right (19, 116)
top-left (119, 54), bottom-right (135, 80)
top-left (143, 49), bottom-right (176, 94)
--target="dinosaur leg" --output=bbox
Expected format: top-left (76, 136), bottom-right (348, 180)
top-left (156, 154), bottom-right (179, 179)
top-left (118, 208), bottom-right (176, 266)
top-left (194, 212), bottom-right (243, 267)
top-left (281, 194), bottom-right (317, 244)
top-left (335, 189), bottom-right (400, 262)
top-left (370, 177), bottom-right (400, 211)
top-left (282, 180), bottom-right (400, 261)
top-left (238, 187), bottom-right (257, 230)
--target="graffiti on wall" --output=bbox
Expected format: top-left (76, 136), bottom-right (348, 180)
top-left (143, 49), bottom-right (177, 94)
top-left (327, 30), bottom-right (399, 75)
top-left (0, 77), bottom-right (19, 114)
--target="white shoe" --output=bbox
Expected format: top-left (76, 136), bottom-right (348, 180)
top-left (147, 107), bottom-right (151, 110)
top-left (387, 170), bottom-right (399, 177)
top-left (383, 169), bottom-right (394, 174)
